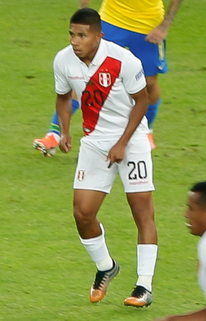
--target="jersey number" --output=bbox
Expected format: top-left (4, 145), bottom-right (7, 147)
top-left (82, 90), bottom-right (104, 107)
top-left (128, 161), bottom-right (147, 180)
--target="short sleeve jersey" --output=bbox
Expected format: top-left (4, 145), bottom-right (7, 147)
top-left (198, 231), bottom-right (206, 301)
top-left (54, 39), bottom-right (148, 139)
top-left (99, 0), bottom-right (165, 34)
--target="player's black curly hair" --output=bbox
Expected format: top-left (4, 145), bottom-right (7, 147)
top-left (70, 8), bottom-right (101, 32)
top-left (191, 181), bottom-right (206, 208)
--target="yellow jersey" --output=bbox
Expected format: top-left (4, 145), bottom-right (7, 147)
top-left (99, 0), bottom-right (165, 34)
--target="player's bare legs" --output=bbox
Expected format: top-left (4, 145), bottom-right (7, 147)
top-left (127, 191), bottom-right (157, 244)
top-left (73, 189), bottom-right (120, 303)
top-left (73, 189), bottom-right (106, 239)
top-left (146, 75), bottom-right (161, 149)
top-left (146, 75), bottom-right (160, 106)
top-left (124, 191), bottom-right (158, 307)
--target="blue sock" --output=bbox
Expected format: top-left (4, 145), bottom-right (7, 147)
top-left (72, 99), bottom-right (79, 115)
top-left (48, 99), bottom-right (79, 135)
top-left (146, 99), bottom-right (161, 129)
top-left (48, 111), bottom-right (60, 135)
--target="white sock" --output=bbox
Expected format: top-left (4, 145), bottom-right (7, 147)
top-left (136, 276), bottom-right (153, 292)
top-left (46, 132), bottom-right (60, 143)
top-left (79, 224), bottom-right (113, 271)
top-left (136, 244), bottom-right (158, 292)
top-left (96, 256), bottom-right (113, 271)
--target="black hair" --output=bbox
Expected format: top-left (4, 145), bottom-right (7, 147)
top-left (191, 181), bottom-right (206, 208)
top-left (70, 8), bottom-right (101, 32)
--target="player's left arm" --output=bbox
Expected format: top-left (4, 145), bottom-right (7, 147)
top-left (145, 0), bottom-right (183, 44)
top-left (107, 87), bottom-right (149, 168)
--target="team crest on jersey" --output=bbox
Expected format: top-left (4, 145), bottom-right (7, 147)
top-left (99, 72), bottom-right (111, 87)
top-left (77, 170), bottom-right (86, 181)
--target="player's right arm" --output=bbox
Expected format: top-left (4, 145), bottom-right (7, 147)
top-left (56, 91), bottom-right (73, 153)
top-left (53, 48), bottom-right (73, 153)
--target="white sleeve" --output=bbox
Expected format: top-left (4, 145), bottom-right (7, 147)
top-left (198, 235), bottom-right (206, 301)
top-left (121, 51), bottom-right (146, 94)
top-left (53, 52), bottom-right (72, 95)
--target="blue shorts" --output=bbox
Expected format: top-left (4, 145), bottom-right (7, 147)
top-left (102, 21), bottom-right (168, 77)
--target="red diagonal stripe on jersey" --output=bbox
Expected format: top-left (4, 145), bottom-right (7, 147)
top-left (81, 56), bottom-right (121, 135)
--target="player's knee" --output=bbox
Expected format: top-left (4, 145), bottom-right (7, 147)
top-left (73, 206), bottom-right (93, 227)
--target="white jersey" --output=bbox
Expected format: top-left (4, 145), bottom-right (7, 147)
top-left (198, 231), bottom-right (206, 301)
top-left (53, 39), bottom-right (149, 140)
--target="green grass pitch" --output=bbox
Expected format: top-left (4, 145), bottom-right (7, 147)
top-left (0, 0), bottom-right (206, 320)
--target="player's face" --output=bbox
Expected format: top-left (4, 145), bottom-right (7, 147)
top-left (185, 192), bottom-right (206, 236)
top-left (69, 23), bottom-right (103, 66)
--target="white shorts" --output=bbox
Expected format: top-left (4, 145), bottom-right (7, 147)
top-left (73, 135), bottom-right (155, 193)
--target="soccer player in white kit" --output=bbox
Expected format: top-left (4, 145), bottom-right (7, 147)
top-left (56, 8), bottom-right (158, 307)
top-left (150, 181), bottom-right (206, 321)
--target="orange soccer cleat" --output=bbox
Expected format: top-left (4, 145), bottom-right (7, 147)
top-left (148, 132), bottom-right (156, 150)
top-left (90, 260), bottom-right (120, 303)
top-left (33, 134), bottom-right (59, 157)
top-left (124, 285), bottom-right (152, 307)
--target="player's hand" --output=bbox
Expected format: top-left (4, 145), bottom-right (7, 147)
top-left (107, 143), bottom-right (125, 168)
top-left (59, 134), bottom-right (72, 153)
top-left (145, 23), bottom-right (169, 44)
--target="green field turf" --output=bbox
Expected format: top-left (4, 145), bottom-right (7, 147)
top-left (1, 0), bottom-right (206, 320)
